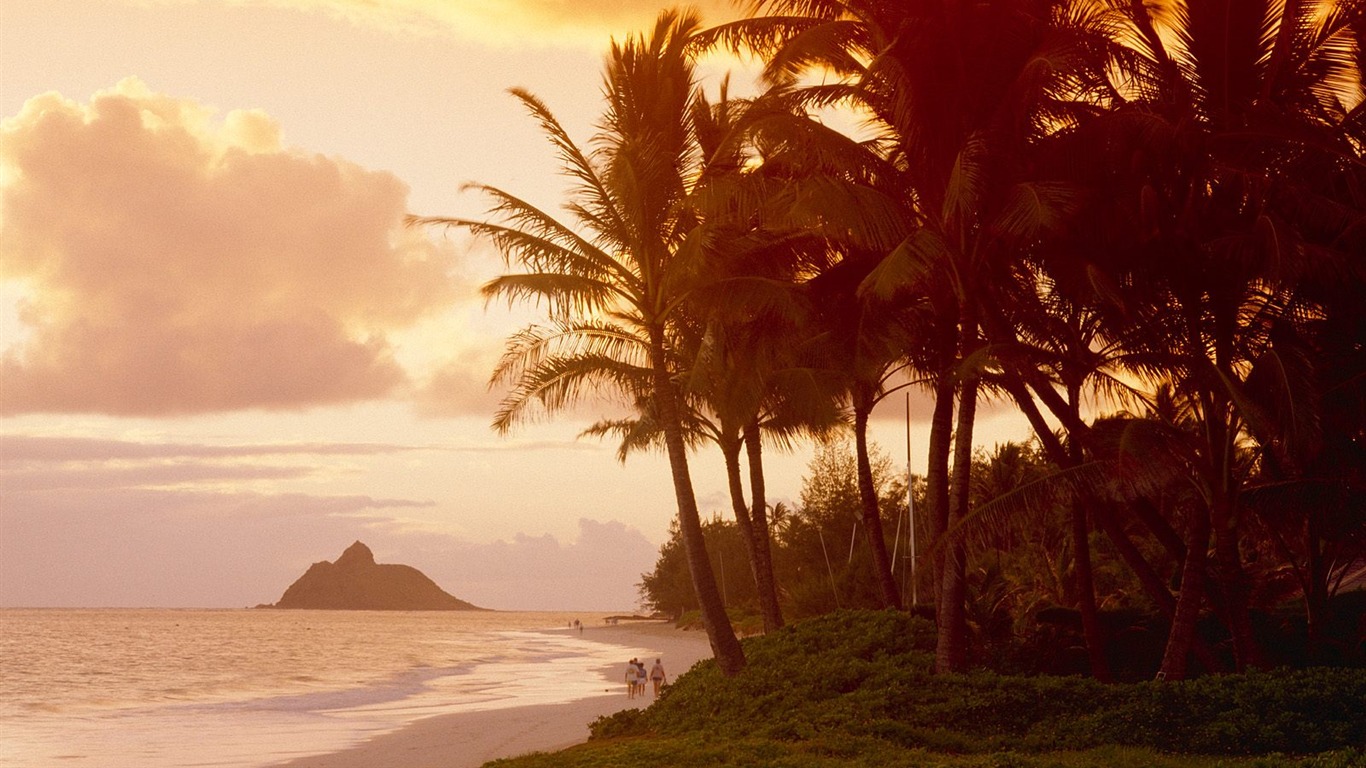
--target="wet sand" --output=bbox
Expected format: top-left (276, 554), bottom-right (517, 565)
top-left (269, 620), bottom-right (712, 768)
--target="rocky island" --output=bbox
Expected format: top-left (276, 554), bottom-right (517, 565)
top-left (261, 541), bottom-right (483, 610)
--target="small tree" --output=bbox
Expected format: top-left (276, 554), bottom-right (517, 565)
top-left (784, 435), bottom-right (908, 616)
top-left (639, 518), bottom-right (755, 620)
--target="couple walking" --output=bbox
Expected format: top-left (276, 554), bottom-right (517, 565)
top-left (625, 657), bottom-right (666, 699)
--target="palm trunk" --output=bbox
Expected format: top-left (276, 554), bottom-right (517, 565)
top-left (1212, 491), bottom-right (1261, 670)
top-left (744, 420), bottom-right (784, 631)
top-left (1130, 497), bottom-right (1188, 564)
top-left (926, 375), bottom-right (956, 611)
top-left (1305, 511), bottom-right (1327, 663)
top-left (650, 335), bottom-right (745, 675)
top-left (1158, 503), bottom-right (1210, 681)
top-left (936, 371), bottom-right (977, 674)
top-left (721, 436), bottom-right (762, 601)
top-left (1103, 506), bottom-right (1178, 615)
top-left (1003, 359), bottom-right (1215, 677)
top-left (721, 431), bottom-right (783, 633)
top-left (1003, 375), bottom-right (1111, 680)
top-left (1130, 498), bottom-right (1232, 650)
top-left (1065, 382), bottom-right (1111, 683)
top-left (1102, 503), bottom-right (1222, 674)
top-left (1207, 396), bottom-right (1263, 671)
top-left (1069, 503), bottom-right (1111, 681)
top-left (855, 405), bottom-right (903, 610)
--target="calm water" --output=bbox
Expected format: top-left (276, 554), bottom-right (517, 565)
top-left (0, 609), bottom-right (648, 767)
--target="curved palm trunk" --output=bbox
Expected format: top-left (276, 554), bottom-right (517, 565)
top-left (1129, 497), bottom-right (1189, 564)
top-left (720, 432), bottom-right (783, 633)
top-left (721, 439), bottom-right (761, 589)
top-left (854, 405), bottom-right (903, 609)
top-left (926, 376), bottom-right (956, 610)
top-left (1158, 503), bottom-right (1211, 681)
top-left (1103, 502), bottom-right (1222, 673)
top-left (1019, 383), bottom-right (1222, 675)
top-left (1016, 374), bottom-right (1222, 678)
top-left (651, 336), bottom-right (745, 675)
top-left (744, 420), bottom-right (784, 631)
top-left (936, 374), bottom-right (977, 674)
top-left (1002, 375), bottom-right (1113, 681)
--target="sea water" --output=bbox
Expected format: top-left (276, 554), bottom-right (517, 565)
top-left (0, 609), bottom-right (645, 767)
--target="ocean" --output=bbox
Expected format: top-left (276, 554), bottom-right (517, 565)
top-left (0, 608), bottom-right (646, 767)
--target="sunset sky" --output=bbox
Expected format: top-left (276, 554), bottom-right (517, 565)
top-left (0, 0), bottom-right (1030, 611)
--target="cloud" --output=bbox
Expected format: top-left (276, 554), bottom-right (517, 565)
top-left (0, 487), bottom-right (441, 608)
top-left (184, 0), bottom-right (745, 47)
top-left (385, 519), bottom-right (659, 610)
top-left (0, 436), bottom-right (670, 611)
top-left (0, 483), bottom-right (656, 611)
top-left (0, 79), bottom-right (458, 416)
top-left (0, 435), bottom-right (422, 462)
top-left (0, 433), bottom-right (433, 491)
top-left (2, 463), bottom-right (316, 492)
top-left (413, 349), bottom-right (504, 418)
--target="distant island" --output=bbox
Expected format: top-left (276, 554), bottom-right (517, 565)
top-left (259, 541), bottom-right (484, 611)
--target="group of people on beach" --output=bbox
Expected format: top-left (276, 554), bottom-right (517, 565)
top-left (625, 657), bottom-right (666, 699)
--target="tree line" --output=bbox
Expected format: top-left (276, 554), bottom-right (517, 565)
top-left (415, 0), bottom-right (1366, 681)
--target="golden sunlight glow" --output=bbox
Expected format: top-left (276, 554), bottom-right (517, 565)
top-left (156, 0), bottom-right (744, 46)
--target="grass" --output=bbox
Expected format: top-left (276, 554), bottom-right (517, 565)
top-left (490, 739), bottom-right (1365, 768)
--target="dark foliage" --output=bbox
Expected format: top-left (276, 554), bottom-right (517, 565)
top-left (593, 611), bottom-right (1366, 756)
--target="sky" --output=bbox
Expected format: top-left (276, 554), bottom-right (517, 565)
top-left (0, 0), bottom-right (1032, 611)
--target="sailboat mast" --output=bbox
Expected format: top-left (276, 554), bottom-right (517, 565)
top-left (906, 392), bottom-right (917, 607)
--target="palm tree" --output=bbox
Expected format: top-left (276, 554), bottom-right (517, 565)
top-left (413, 10), bottom-right (746, 674)
top-left (802, 252), bottom-right (919, 610)
top-left (712, 0), bottom-right (1110, 672)
top-left (587, 83), bottom-right (862, 633)
top-left (1068, 0), bottom-right (1366, 679)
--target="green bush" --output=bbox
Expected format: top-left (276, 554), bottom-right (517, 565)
top-left (591, 610), bottom-right (1366, 757)
top-left (1083, 669), bottom-right (1366, 754)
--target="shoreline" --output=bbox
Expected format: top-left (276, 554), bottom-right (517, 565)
top-left (267, 620), bottom-right (712, 768)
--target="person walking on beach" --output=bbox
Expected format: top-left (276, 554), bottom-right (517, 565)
top-left (625, 658), bottom-right (641, 699)
top-left (649, 658), bottom-right (667, 697)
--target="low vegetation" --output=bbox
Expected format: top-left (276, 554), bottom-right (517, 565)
top-left (489, 612), bottom-right (1365, 768)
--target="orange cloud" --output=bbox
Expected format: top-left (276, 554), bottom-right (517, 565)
top-left (0, 79), bottom-right (457, 416)
top-left (413, 349), bottom-right (504, 418)
top-left (167, 0), bottom-right (744, 46)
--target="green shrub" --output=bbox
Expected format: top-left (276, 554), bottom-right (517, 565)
top-left (1083, 669), bottom-right (1366, 754)
top-left (598, 610), bottom-right (1366, 757)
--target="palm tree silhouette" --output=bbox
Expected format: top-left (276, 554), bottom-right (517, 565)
top-left (415, 10), bottom-right (747, 674)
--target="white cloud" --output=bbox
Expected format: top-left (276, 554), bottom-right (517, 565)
top-left (0, 79), bottom-right (461, 415)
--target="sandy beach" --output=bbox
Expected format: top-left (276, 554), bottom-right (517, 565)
top-left (269, 620), bottom-right (712, 768)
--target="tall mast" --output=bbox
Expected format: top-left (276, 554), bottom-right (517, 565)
top-left (906, 391), bottom-right (917, 606)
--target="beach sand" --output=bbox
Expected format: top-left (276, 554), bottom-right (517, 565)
top-left (269, 620), bottom-right (712, 768)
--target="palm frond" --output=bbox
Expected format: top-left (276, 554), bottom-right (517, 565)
top-left (491, 320), bottom-right (649, 388)
top-left (991, 181), bottom-right (1083, 244)
top-left (507, 88), bottom-right (633, 247)
top-left (580, 416), bottom-right (668, 461)
top-left (481, 273), bottom-right (620, 318)
top-left (929, 460), bottom-right (1112, 554)
top-left (942, 133), bottom-right (989, 231)
top-left (491, 352), bottom-right (652, 434)
top-left (858, 227), bottom-right (951, 301)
